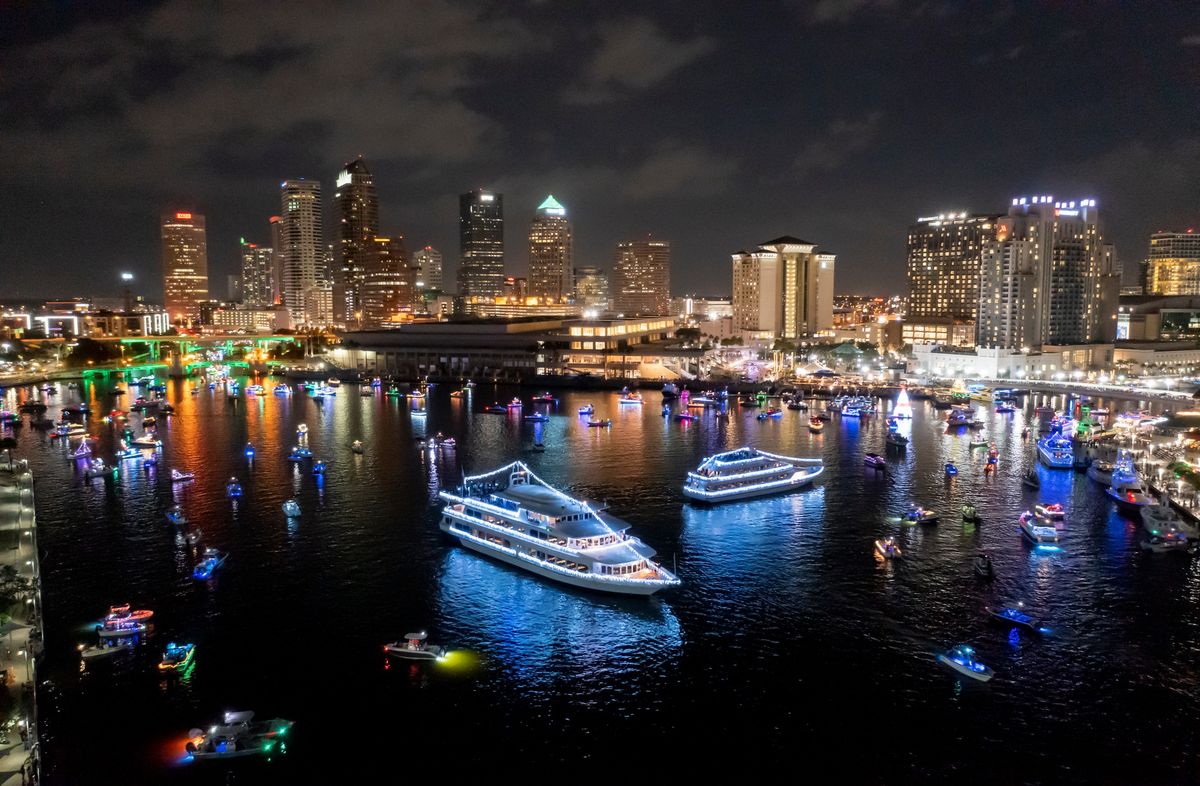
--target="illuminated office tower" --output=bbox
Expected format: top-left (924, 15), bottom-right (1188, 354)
top-left (1147, 230), bottom-right (1200, 295)
top-left (333, 157), bottom-right (379, 325)
top-left (360, 236), bottom-right (415, 328)
top-left (731, 237), bottom-right (835, 338)
top-left (458, 189), bottom-right (504, 297)
top-left (528, 195), bottom-right (573, 300)
top-left (413, 246), bottom-right (443, 291)
top-left (906, 213), bottom-right (999, 323)
top-left (269, 215), bottom-right (283, 304)
top-left (160, 211), bottom-right (209, 325)
top-left (612, 239), bottom-right (671, 316)
top-left (239, 238), bottom-right (275, 308)
top-left (573, 266), bottom-right (609, 313)
top-left (278, 179), bottom-right (325, 326)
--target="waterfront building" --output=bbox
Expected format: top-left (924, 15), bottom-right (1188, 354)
top-left (239, 238), bottom-right (275, 308)
top-left (1116, 294), bottom-right (1200, 341)
top-left (731, 236), bottom-right (835, 339)
top-left (458, 189), bottom-right (504, 298)
top-left (976, 196), bottom-right (1117, 350)
top-left (461, 295), bottom-right (578, 320)
top-left (413, 246), bottom-right (443, 292)
top-left (910, 342), bottom-right (1112, 379)
top-left (160, 211), bottom-right (209, 325)
top-left (1147, 230), bottom-right (1200, 295)
top-left (573, 266), bottom-right (609, 315)
top-left (528, 195), bottom-right (573, 300)
top-left (360, 235), bottom-right (415, 327)
top-left (902, 318), bottom-right (975, 348)
top-left (333, 157), bottom-right (379, 325)
top-left (278, 179), bottom-right (325, 326)
top-left (303, 281), bottom-right (334, 328)
top-left (907, 213), bottom-right (999, 326)
top-left (612, 238), bottom-right (670, 316)
top-left (561, 316), bottom-right (701, 378)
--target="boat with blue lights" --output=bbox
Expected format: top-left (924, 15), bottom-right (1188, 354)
top-left (282, 499), bottom-right (301, 517)
top-left (1104, 453), bottom-right (1152, 512)
top-left (577, 404), bottom-right (594, 416)
top-left (946, 406), bottom-right (975, 427)
top-left (986, 604), bottom-right (1045, 634)
top-left (902, 504), bottom-right (938, 525)
top-left (311, 460), bottom-right (326, 475)
top-left (864, 452), bottom-right (886, 470)
top-left (531, 391), bottom-right (555, 403)
top-left (683, 447), bottom-right (823, 503)
top-left (945, 463), bottom-right (958, 477)
top-left (287, 446), bottom-right (312, 461)
top-left (937, 645), bottom-right (994, 682)
top-left (874, 536), bottom-right (902, 559)
top-left (1036, 432), bottom-right (1074, 468)
top-left (438, 461), bottom-right (679, 595)
top-left (165, 505), bottom-right (187, 525)
top-left (617, 388), bottom-right (643, 405)
top-left (524, 412), bottom-right (549, 422)
top-left (158, 641), bottom-right (195, 671)
top-left (83, 458), bottom-right (110, 478)
top-left (184, 711), bottom-right (293, 761)
top-left (226, 477), bottom-right (243, 497)
top-left (192, 547), bottom-right (227, 580)
top-left (1019, 511), bottom-right (1059, 546)
top-left (756, 407), bottom-right (783, 420)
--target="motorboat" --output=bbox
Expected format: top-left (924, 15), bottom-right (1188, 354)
top-left (165, 506), bottom-right (187, 525)
top-left (351, 440), bottom-right (364, 454)
top-left (157, 641), bottom-right (196, 671)
top-left (1141, 503), bottom-right (1198, 540)
top-left (113, 445), bottom-right (140, 460)
top-left (1107, 481), bottom-right (1153, 513)
top-left (273, 384), bottom-right (292, 396)
top-left (986, 604), bottom-right (1046, 634)
top-left (383, 631), bottom-right (447, 661)
top-left (83, 458), bottom-right (110, 479)
top-left (864, 453), bottom-right (886, 470)
top-left (282, 499), bottom-right (301, 518)
top-left (507, 397), bottom-right (523, 409)
top-left (185, 711), bottom-right (294, 761)
top-left (968, 439), bottom-right (989, 448)
top-left (683, 447), bottom-right (823, 503)
top-left (1086, 460), bottom-right (1114, 485)
top-left (661, 383), bottom-right (680, 400)
top-left (945, 463), bottom-right (958, 477)
top-left (439, 462), bottom-right (679, 595)
top-left (1019, 511), bottom-right (1060, 547)
top-left (902, 504), bottom-right (938, 525)
top-left (287, 446), bottom-right (312, 461)
top-left (104, 603), bottom-right (154, 626)
top-left (226, 477), bottom-right (243, 497)
top-left (192, 547), bottom-right (227, 580)
top-left (874, 536), bottom-right (902, 559)
top-left (131, 434), bottom-right (162, 448)
top-left (676, 412), bottom-right (698, 422)
top-left (809, 417), bottom-right (825, 433)
top-left (586, 418), bottom-right (612, 428)
top-left (484, 403), bottom-right (509, 414)
top-left (756, 408), bottom-right (783, 420)
top-left (326, 377), bottom-right (341, 387)
top-left (995, 401), bottom-right (1017, 414)
top-left (617, 388), bottom-right (643, 405)
top-left (297, 424), bottom-right (308, 435)
top-left (244, 443), bottom-right (255, 459)
top-left (885, 431), bottom-right (908, 450)
top-left (1021, 468), bottom-right (1040, 489)
top-left (937, 645), bottom-right (994, 682)
top-left (1035, 503), bottom-right (1065, 520)
top-left (973, 553), bottom-right (994, 579)
top-left (1142, 532), bottom-right (1191, 552)
top-left (524, 412), bottom-right (549, 422)
top-left (962, 503), bottom-right (981, 523)
top-left (79, 641), bottom-right (133, 660)
top-left (946, 406), bottom-right (975, 427)
top-left (311, 460), bottom-right (326, 475)
top-left (97, 621), bottom-right (146, 639)
top-left (1036, 432), bottom-right (1074, 469)
top-left (531, 392), bottom-right (555, 403)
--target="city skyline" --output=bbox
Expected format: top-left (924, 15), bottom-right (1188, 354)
top-left (3, 3), bottom-right (1197, 300)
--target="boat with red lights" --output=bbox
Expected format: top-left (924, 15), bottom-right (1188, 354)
top-left (185, 711), bottom-right (294, 761)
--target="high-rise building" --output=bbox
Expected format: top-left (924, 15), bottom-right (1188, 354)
top-left (612, 239), bottom-right (671, 316)
top-left (906, 213), bottom-right (999, 323)
top-left (458, 189), bottom-right (504, 297)
top-left (269, 216), bottom-right (283, 305)
top-left (413, 246), bottom-right (443, 291)
top-left (239, 238), bottom-right (275, 308)
top-left (278, 179), bottom-right (326, 326)
top-left (573, 266), bottom-right (609, 314)
top-left (333, 157), bottom-right (379, 326)
top-left (977, 196), bottom-right (1113, 349)
top-left (160, 211), bottom-right (209, 325)
top-left (1147, 230), bottom-right (1200, 295)
top-left (360, 236), bottom-right (415, 328)
top-left (731, 236), bottom-right (835, 338)
top-left (528, 195), bottom-right (573, 300)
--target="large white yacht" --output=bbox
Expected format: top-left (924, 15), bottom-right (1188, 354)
top-left (438, 462), bottom-right (679, 596)
top-left (683, 447), bottom-right (823, 503)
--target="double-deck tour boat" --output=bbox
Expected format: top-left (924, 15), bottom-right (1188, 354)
top-left (438, 462), bottom-right (679, 595)
top-left (683, 447), bottom-right (823, 503)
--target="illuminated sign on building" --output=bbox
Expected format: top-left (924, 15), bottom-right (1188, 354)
top-left (175, 212), bottom-right (192, 220)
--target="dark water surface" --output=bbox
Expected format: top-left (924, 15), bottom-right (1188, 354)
top-left (9, 379), bottom-right (1200, 784)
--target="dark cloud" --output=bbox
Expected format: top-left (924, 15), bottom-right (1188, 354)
top-left (794, 112), bottom-right (883, 176)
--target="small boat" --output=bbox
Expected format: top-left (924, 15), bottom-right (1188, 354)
top-left (311, 460), bottom-right (326, 475)
top-left (937, 645), bottom-right (994, 682)
top-left (383, 631), bottom-right (447, 661)
top-left (287, 446), bottom-right (312, 461)
top-left (79, 641), bottom-right (133, 660)
top-left (297, 424), bottom-right (308, 435)
top-left (450, 389), bottom-right (466, 399)
top-left (973, 553), bottom-right (994, 579)
top-left (885, 431), bottom-right (908, 449)
top-left (282, 499), bottom-right (301, 518)
top-left (1142, 532), bottom-right (1191, 552)
top-left (587, 418), bottom-right (612, 428)
top-left (809, 417), bottom-right (825, 433)
top-left (903, 504), bottom-right (938, 525)
top-left (1035, 503), bottom-right (1065, 520)
top-left (507, 397), bottom-right (523, 409)
top-left (244, 443), bottom-right (255, 459)
top-left (986, 604), bottom-right (1045, 634)
top-left (142, 416), bottom-right (157, 426)
top-left (1021, 469), bottom-right (1040, 489)
top-left (192, 547), bottom-right (227, 580)
top-left (968, 439), bottom-right (988, 448)
top-left (185, 711), bottom-right (294, 761)
top-left (1019, 511), bottom-right (1059, 547)
top-left (351, 440), bottom-right (364, 454)
top-left (131, 434), bottom-right (162, 448)
top-left (874, 536), bottom-right (902, 559)
top-left (962, 503), bottom-right (981, 523)
top-left (995, 401), bottom-right (1016, 414)
top-left (524, 412), bottom-right (549, 422)
top-left (83, 458), bottom-right (110, 478)
top-left (159, 404), bottom-right (174, 415)
top-left (531, 392), bottom-right (555, 403)
top-left (864, 453), bottom-right (886, 470)
top-left (157, 641), bottom-right (196, 671)
top-left (165, 506), bottom-right (187, 525)
top-left (617, 388), bottom-right (643, 405)
top-left (1142, 503), bottom-right (1198, 540)
top-left (944, 463), bottom-right (958, 477)
top-left (756, 408), bottom-right (783, 420)
top-left (484, 403), bottom-right (508, 414)
top-left (226, 477), bottom-right (243, 497)
top-left (273, 384), bottom-right (291, 396)
top-left (676, 412), bottom-right (697, 422)
top-left (1087, 460), bottom-right (1114, 485)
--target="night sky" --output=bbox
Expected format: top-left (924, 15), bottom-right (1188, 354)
top-left (3, 1), bottom-right (1198, 301)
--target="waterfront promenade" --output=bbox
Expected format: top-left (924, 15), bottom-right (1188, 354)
top-left (0, 462), bottom-right (40, 784)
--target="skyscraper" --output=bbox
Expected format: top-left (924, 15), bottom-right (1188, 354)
top-left (976, 196), bottom-right (1113, 349)
top-left (160, 211), bottom-right (209, 325)
top-left (1147, 230), bottom-right (1200, 295)
top-left (239, 238), bottom-right (274, 308)
top-left (906, 213), bottom-right (999, 323)
top-left (612, 239), bottom-right (671, 316)
top-left (731, 236), bottom-right (836, 338)
top-left (360, 236), bottom-right (415, 328)
top-left (573, 266), bottom-right (609, 314)
top-left (528, 195), bottom-right (573, 300)
top-left (458, 189), bottom-right (504, 297)
top-left (278, 179), bottom-right (325, 326)
top-left (413, 246), bottom-right (443, 291)
top-left (333, 157), bottom-right (379, 325)
top-left (269, 215), bottom-right (283, 305)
